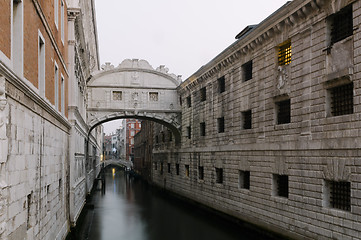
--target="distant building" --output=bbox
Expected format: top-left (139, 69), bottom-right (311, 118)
top-left (126, 119), bottom-right (142, 162)
top-left (134, 121), bottom-right (154, 181)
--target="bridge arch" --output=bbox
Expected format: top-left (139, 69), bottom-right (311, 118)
top-left (86, 59), bottom-right (182, 143)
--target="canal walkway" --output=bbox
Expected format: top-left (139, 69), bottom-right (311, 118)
top-left (69, 167), bottom-right (281, 240)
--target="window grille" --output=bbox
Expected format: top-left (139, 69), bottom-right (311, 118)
top-left (200, 122), bottom-right (206, 136)
top-left (330, 83), bottom-right (353, 116)
top-left (276, 99), bottom-right (291, 124)
top-left (278, 41), bottom-right (291, 66)
top-left (218, 76), bottom-right (225, 93)
top-left (185, 165), bottom-right (190, 177)
top-left (176, 163), bottom-right (180, 175)
top-left (218, 117), bottom-right (225, 133)
top-left (239, 170), bottom-right (250, 189)
top-left (200, 87), bottom-right (206, 101)
top-left (113, 91), bottom-right (122, 101)
top-left (242, 110), bottom-right (252, 129)
top-left (243, 60), bottom-right (253, 81)
top-left (274, 174), bottom-right (288, 198)
top-left (331, 5), bottom-right (353, 44)
top-left (198, 166), bottom-right (204, 180)
top-left (329, 181), bottom-right (351, 211)
top-left (187, 126), bottom-right (191, 139)
top-left (187, 96), bottom-right (191, 107)
top-left (149, 92), bottom-right (159, 101)
top-left (216, 168), bottom-right (223, 184)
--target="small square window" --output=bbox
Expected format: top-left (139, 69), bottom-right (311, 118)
top-left (217, 117), bottom-right (225, 133)
top-left (113, 91), bottom-right (122, 101)
top-left (330, 5), bottom-right (353, 45)
top-left (242, 110), bottom-right (252, 129)
top-left (185, 165), bottom-right (190, 177)
top-left (278, 40), bottom-right (291, 66)
top-left (216, 168), bottom-right (223, 184)
top-left (187, 96), bottom-right (191, 107)
top-left (187, 126), bottom-right (191, 139)
top-left (200, 87), bottom-right (206, 101)
top-left (330, 82), bottom-right (353, 116)
top-left (273, 174), bottom-right (288, 198)
top-left (200, 122), bottom-right (206, 136)
top-left (276, 99), bottom-right (291, 124)
top-left (198, 166), bottom-right (204, 180)
top-left (325, 180), bottom-right (351, 211)
top-left (176, 163), bottom-right (180, 175)
top-left (242, 60), bottom-right (253, 81)
top-left (239, 170), bottom-right (250, 189)
top-left (218, 76), bottom-right (225, 93)
top-left (149, 92), bottom-right (159, 101)
top-left (167, 163), bottom-right (171, 174)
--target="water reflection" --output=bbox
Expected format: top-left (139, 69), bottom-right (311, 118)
top-left (77, 167), bottom-right (278, 240)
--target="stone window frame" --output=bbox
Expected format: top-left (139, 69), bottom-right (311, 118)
top-left (217, 117), bottom-right (225, 133)
top-left (215, 167), bottom-right (223, 184)
top-left (278, 40), bottom-right (292, 66)
top-left (274, 97), bottom-right (291, 125)
top-left (187, 126), bottom-right (191, 139)
top-left (112, 91), bottom-right (123, 101)
top-left (239, 170), bottom-right (250, 190)
top-left (149, 92), bottom-right (159, 102)
top-left (176, 163), bottom-right (180, 175)
top-left (325, 79), bottom-right (354, 117)
top-left (217, 76), bottom-right (225, 93)
top-left (242, 60), bottom-right (253, 82)
top-left (54, 0), bottom-right (59, 29)
top-left (185, 164), bottom-right (190, 178)
top-left (272, 174), bottom-right (289, 198)
top-left (328, 4), bottom-right (353, 46)
top-left (167, 163), bottom-right (171, 174)
top-left (186, 95), bottom-right (191, 107)
top-left (323, 180), bottom-right (351, 211)
top-left (54, 61), bottom-right (59, 110)
top-left (200, 87), bottom-right (206, 102)
top-left (200, 122), bottom-right (206, 136)
top-left (38, 30), bottom-right (46, 98)
top-left (242, 109), bottom-right (252, 129)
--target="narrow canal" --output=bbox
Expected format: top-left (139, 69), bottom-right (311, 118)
top-left (72, 167), bottom-right (280, 240)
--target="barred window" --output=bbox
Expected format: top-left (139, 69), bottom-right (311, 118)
top-left (239, 170), bottom-right (250, 189)
top-left (330, 5), bottom-right (353, 45)
top-left (200, 122), bottom-right (206, 136)
top-left (216, 168), bottom-right (223, 184)
top-left (326, 180), bottom-right (351, 211)
top-left (198, 166), bottom-right (204, 180)
top-left (217, 117), bottom-right (225, 133)
top-left (187, 96), bottom-right (191, 107)
top-left (273, 174), bottom-right (288, 198)
top-left (187, 126), bottom-right (191, 139)
top-left (218, 76), bottom-right (225, 93)
top-left (330, 83), bottom-right (353, 116)
top-left (200, 87), bottom-right (206, 101)
top-left (242, 110), bottom-right (252, 129)
top-left (276, 99), bottom-right (291, 124)
top-left (242, 60), bottom-right (253, 81)
top-left (149, 92), bottom-right (159, 101)
top-left (278, 41), bottom-right (291, 66)
top-left (176, 163), bottom-right (180, 175)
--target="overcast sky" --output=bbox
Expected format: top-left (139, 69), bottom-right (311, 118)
top-left (95, 0), bottom-right (290, 134)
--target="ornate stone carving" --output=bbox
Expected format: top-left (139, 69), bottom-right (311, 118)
top-left (277, 66), bottom-right (288, 90)
top-left (323, 158), bottom-right (350, 181)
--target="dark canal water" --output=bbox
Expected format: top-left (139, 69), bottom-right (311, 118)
top-left (73, 167), bottom-right (279, 240)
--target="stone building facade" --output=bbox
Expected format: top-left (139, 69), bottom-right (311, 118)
top-left (0, 0), bottom-right (102, 239)
top-left (134, 121), bottom-right (154, 181)
top-left (149, 0), bottom-right (361, 239)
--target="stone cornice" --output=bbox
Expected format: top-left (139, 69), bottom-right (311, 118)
top-left (32, 0), bottom-right (69, 77)
top-left (0, 61), bottom-right (71, 131)
top-left (179, 0), bottom-right (331, 93)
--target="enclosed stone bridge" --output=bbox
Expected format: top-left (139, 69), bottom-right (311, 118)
top-left (87, 59), bottom-right (182, 142)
